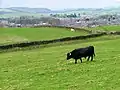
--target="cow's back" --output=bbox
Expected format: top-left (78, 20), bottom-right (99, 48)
top-left (70, 46), bottom-right (95, 59)
top-left (71, 48), bottom-right (87, 59)
top-left (71, 46), bottom-right (95, 58)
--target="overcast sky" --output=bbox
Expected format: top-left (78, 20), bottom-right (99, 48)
top-left (0, 0), bottom-right (120, 10)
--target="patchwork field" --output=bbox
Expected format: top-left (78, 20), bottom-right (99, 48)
top-left (0, 35), bottom-right (120, 90)
top-left (0, 27), bottom-right (88, 45)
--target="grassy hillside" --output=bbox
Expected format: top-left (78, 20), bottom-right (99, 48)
top-left (85, 25), bottom-right (120, 31)
top-left (0, 7), bottom-right (49, 18)
top-left (0, 27), bottom-right (88, 44)
top-left (0, 35), bottom-right (120, 90)
top-left (1, 7), bottom-right (120, 18)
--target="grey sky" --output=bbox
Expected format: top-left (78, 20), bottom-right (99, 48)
top-left (0, 0), bottom-right (120, 10)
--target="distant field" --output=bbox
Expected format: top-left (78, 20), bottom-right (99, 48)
top-left (0, 27), bottom-right (88, 44)
top-left (85, 25), bottom-right (120, 31)
top-left (0, 35), bottom-right (120, 90)
top-left (0, 13), bottom-right (46, 18)
top-left (0, 9), bottom-right (16, 12)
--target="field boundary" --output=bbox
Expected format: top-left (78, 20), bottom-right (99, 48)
top-left (33, 25), bottom-right (92, 33)
top-left (34, 25), bottom-right (120, 35)
top-left (0, 26), bottom-right (120, 50)
top-left (0, 33), bottom-right (107, 50)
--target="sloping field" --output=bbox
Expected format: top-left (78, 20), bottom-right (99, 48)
top-left (0, 27), bottom-right (88, 45)
top-left (85, 25), bottom-right (120, 31)
top-left (0, 35), bottom-right (120, 90)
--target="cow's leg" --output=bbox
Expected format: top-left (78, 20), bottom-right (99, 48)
top-left (75, 59), bottom-right (77, 64)
top-left (87, 56), bottom-right (90, 61)
top-left (80, 58), bottom-right (82, 63)
top-left (91, 55), bottom-right (93, 61)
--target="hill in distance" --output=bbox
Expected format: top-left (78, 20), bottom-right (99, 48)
top-left (0, 6), bottom-right (120, 18)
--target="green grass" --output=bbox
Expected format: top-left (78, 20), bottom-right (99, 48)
top-left (0, 27), bottom-right (88, 45)
top-left (85, 25), bottom-right (120, 31)
top-left (0, 35), bottom-right (120, 90)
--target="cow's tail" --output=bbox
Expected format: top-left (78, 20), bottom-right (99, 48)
top-left (94, 52), bottom-right (95, 57)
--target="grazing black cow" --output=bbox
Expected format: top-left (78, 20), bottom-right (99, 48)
top-left (66, 46), bottom-right (95, 64)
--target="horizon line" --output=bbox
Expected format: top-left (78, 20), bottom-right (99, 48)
top-left (0, 5), bottom-right (120, 10)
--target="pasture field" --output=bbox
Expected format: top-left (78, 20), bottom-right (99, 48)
top-left (0, 27), bottom-right (88, 45)
top-left (0, 35), bottom-right (120, 90)
top-left (85, 25), bottom-right (120, 31)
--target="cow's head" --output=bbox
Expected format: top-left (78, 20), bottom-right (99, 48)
top-left (67, 52), bottom-right (72, 60)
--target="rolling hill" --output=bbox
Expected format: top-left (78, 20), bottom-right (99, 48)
top-left (0, 7), bottom-right (52, 17)
top-left (0, 6), bottom-right (120, 18)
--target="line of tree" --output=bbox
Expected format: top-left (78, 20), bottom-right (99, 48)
top-left (50, 13), bottom-right (81, 18)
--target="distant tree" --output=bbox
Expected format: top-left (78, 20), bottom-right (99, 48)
top-left (50, 14), bottom-right (53, 17)
top-left (113, 17), bottom-right (115, 20)
top-left (78, 13), bottom-right (81, 17)
top-left (108, 18), bottom-right (110, 21)
top-left (73, 13), bottom-right (77, 18)
top-left (63, 14), bottom-right (67, 18)
top-left (85, 18), bottom-right (89, 21)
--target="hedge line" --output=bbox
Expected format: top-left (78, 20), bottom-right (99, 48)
top-left (109, 31), bottom-right (120, 35)
top-left (96, 30), bottom-right (120, 35)
top-left (0, 33), bottom-right (106, 50)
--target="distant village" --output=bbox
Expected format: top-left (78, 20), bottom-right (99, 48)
top-left (0, 13), bottom-right (120, 28)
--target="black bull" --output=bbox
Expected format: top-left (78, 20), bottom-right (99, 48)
top-left (66, 46), bottom-right (95, 64)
